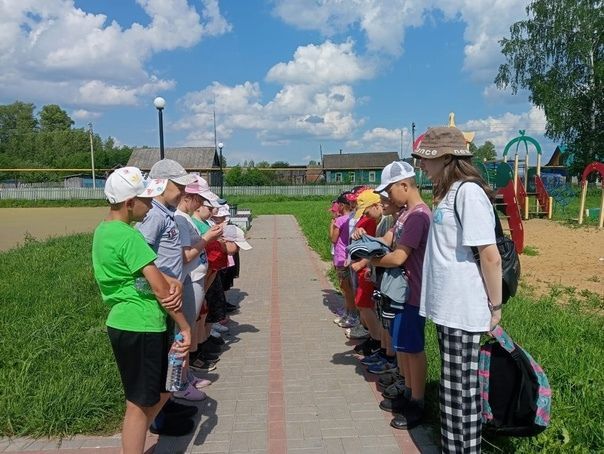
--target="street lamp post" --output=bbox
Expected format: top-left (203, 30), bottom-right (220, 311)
top-left (88, 122), bottom-right (96, 189)
top-left (153, 97), bottom-right (166, 160)
top-left (218, 142), bottom-right (224, 197)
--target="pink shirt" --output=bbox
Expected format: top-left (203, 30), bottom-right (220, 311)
top-left (333, 214), bottom-right (351, 267)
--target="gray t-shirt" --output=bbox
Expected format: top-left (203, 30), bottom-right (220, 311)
top-left (136, 200), bottom-right (184, 282)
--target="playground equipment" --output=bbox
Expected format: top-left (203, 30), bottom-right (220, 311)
top-left (577, 161), bottom-right (604, 229)
top-left (502, 131), bottom-right (553, 220)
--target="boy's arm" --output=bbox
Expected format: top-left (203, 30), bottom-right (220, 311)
top-left (380, 230), bottom-right (394, 247)
top-left (370, 244), bottom-right (411, 268)
top-left (141, 264), bottom-right (191, 352)
top-left (351, 258), bottom-right (370, 272)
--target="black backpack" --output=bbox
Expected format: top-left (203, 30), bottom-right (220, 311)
top-left (454, 181), bottom-right (521, 304)
top-left (479, 325), bottom-right (552, 437)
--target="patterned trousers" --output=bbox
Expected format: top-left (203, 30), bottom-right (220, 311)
top-left (436, 324), bottom-right (482, 453)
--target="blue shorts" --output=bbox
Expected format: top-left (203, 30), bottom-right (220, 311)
top-left (390, 304), bottom-right (426, 353)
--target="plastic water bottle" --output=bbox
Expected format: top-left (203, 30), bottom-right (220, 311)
top-left (166, 333), bottom-right (186, 392)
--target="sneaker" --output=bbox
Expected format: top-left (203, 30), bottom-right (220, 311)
top-left (162, 400), bottom-right (198, 418)
top-left (354, 338), bottom-right (380, 356)
top-left (390, 401), bottom-right (424, 430)
top-left (210, 329), bottom-right (225, 339)
top-left (333, 314), bottom-right (346, 325)
top-left (208, 334), bottom-right (225, 345)
top-left (191, 378), bottom-right (212, 390)
top-left (378, 371), bottom-right (404, 389)
top-left (173, 383), bottom-right (207, 401)
top-left (382, 378), bottom-right (407, 399)
top-left (198, 339), bottom-right (222, 355)
top-left (360, 351), bottom-right (385, 366)
top-left (337, 316), bottom-right (359, 328)
top-left (225, 303), bottom-right (239, 313)
top-left (150, 417), bottom-right (195, 436)
top-left (367, 359), bottom-right (397, 375)
top-left (379, 394), bottom-right (410, 413)
top-left (212, 323), bottom-right (229, 333)
top-left (196, 351), bottom-right (220, 362)
top-left (190, 358), bottom-right (218, 371)
top-left (346, 324), bottom-right (370, 339)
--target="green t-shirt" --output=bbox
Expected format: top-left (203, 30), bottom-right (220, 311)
top-left (92, 220), bottom-right (167, 332)
top-left (191, 217), bottom-right (210, 235)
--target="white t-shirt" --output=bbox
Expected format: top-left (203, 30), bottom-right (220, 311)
top-left (419, 181), bottom-right (496, 332)
top-left (174, 209), bottom-right (208, 282)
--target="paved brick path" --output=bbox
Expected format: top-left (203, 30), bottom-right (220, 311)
top-left (1, 215), bottom-right (439, 453)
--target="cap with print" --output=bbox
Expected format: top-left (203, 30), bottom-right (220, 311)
top-left (214, 204), bottom-right (231, 218)
top-left (411, 126), bottom-right (473, 160)
top-left (223, 224), bottom-right (252, 250)
top-left (374, 161), bottom-right (416, 192)
top-left (104, 167), bottom-right (164, 203)
top-left (185, 175), bottom-right (221, 207)
top-left (149, 159), bottom-right (197, 185)
top-left (354, 189), bottom-right (381, 219)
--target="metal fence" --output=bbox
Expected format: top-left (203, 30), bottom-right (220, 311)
top-left (0, 185), bottom-right (353, 200)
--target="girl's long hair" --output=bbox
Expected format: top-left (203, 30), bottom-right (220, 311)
top-left (432, 156), bottom-right (494, 204)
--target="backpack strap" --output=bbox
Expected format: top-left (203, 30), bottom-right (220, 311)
top-left (489, 324), bottom-right (516, 354)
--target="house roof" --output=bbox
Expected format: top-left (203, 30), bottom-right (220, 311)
top-left (323, 152), bottom-right (400, 169)
top-left (127, 147), bottom-right (219, 170)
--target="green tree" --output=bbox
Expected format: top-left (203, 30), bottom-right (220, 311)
top-left (495, 0), bottom-right (603, 175)
top-left (471, 140), bottom-right (497, 161)
top-left (39, 104), bottom-right (74, 131)
top-left (0, 102), bottom-right (38, 154)
top-left (256, 160), bottom-right (270, 168)
top-left (225, 165), bottom-right (244, 185)
top-left (271, 161), bottom-right (289, 168)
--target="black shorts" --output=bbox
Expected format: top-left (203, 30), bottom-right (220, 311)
top-left (107, 327), bottom-right (169, 407)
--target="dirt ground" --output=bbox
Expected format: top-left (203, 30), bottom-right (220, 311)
top-left (0, 207), bottom-right (107, 251)
top-left (521, 219), bottom-right (603, 297)
top-left (0, 208), bottom-right (602, 297)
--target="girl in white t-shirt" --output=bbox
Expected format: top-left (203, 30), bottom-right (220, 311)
top-left (413, 126), bottom-right (502, 453)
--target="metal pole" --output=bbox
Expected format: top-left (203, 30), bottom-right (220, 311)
top-left (412, 122), bottom-right (416, 167)
top-left (158, 108), bottom-right (165, 160)
top-left (219, 144), bottom-right (223, 198)
top-left (88, 123), bottom-right (96, 189)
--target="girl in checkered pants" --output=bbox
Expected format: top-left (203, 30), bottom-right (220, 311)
top-left (413, 127), bottom-right (503, 453)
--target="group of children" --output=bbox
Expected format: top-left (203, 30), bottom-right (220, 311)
top-left (92, 159), bottom-right (251, 454)
top-left (330, 126), bottom-right (503, 453)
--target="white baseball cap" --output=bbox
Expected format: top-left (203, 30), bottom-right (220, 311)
top-left (223, 225), bottom-right (252, 250)
top-left (374, 161), bottom-right (416, 192)
top-left (185, 175), bottom-right (221, 207)
top-left (214, 204), bottom-right (231, 218)
top-left (149, 159), bottom-right (196, 185)
top-left (104, 167), bottom-right (164, 203)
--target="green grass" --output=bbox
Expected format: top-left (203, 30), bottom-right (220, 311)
top-left (522, 245), bottom-right (539, 256)
top-left (0, 235), bottom-right (122, 437)
top-left (1, 198), bottom-right (603, 450)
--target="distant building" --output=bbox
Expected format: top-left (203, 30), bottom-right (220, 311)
top-left (63, 174), bottom-right (106, 188)
top-left (273, 165), bottom-right (309, 185)
top-left (127, 147), bottom-right (221, 185)
top-left (322, 152), bottom-right (400, 184)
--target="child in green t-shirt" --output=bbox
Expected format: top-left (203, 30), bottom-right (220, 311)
top-left (92, 167), bottom-right (191, 454)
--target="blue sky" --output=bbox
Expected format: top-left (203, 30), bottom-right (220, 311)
top-left (0, 0), bottom-right (555, 165)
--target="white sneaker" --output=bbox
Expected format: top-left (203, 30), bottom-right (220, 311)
top-left (210, 329), bottom-right (223, 338)
top-left (347, 324), bottom-right (370, 339)
top-left (212, 323), bottom-right (229, 333)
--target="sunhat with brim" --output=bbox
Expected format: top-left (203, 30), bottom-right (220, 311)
top-left (374, 161), bottom-right (416, 192)
top-left (149, 159), bottom-right (197, 185)
top-left (223, 225), bottom-right (252, 250)
top-left (354, 189), bottom-right (381, 219)
top-left (411, 126), bottom-right (473, 160)
top-left (104, 167), bottom-right (164, 203)
top-left (185, 175), bottom-right (221, 207)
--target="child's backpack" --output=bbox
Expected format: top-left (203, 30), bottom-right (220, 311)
top-left (478, 325), bottom-right (552, 437)
top-left (454, 180), bottom-right (521, 304)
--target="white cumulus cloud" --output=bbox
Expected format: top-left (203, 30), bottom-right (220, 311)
top-left (0, 0), bottom-right (230, 107)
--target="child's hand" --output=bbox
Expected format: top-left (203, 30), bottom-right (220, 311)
top-left (351, 260), bottom-right (364, 272)
top-left (172, 328), bottom-right (191, 354)
top-left (161, 277), bottom-right (183, 311)
top-left (351, 227), bottom-right (367, 240)
top-left (203, 224), bottom-right (224, 242)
